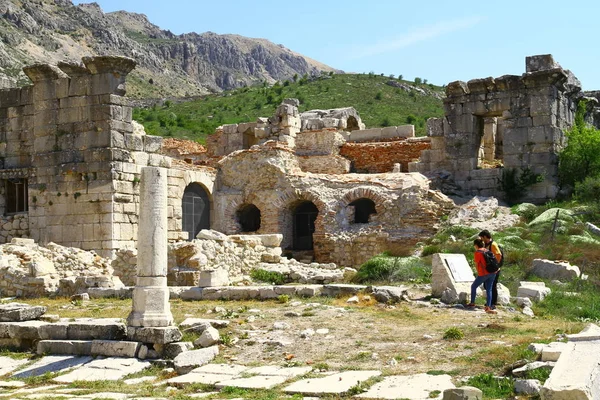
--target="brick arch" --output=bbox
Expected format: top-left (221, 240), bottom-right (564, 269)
top-left (340, 187), bottom-right (388, 213)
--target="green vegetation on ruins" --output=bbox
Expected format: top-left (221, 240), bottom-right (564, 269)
top-left (132, 73), bottom-right (445, 143)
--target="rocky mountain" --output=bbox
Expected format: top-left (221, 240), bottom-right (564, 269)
top-left (0, 0), bottom-right (337, 97)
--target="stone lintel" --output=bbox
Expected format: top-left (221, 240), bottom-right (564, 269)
top-left (82, 56), bottom-right (136, 76)
top-left (445, 81), bottom-right (469, 97)
top-left (522, 68), bottom-right (568, 89)
top-left (23, 63), bottom-right (69, 82)
top-left (494, 74), bottom-right (522, 91)
top-left (526, 54), bottom-right (560, 73)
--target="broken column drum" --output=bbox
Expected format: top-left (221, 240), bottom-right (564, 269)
top-left (127, 167), bottom-right (174, 327)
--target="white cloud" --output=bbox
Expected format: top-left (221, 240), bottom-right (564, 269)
top-left (349, 16), bottom-right (487, 59)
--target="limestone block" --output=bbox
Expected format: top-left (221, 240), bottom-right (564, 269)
top-left (7, 320), bottom-right (48, 340)
top-left (124, 133), bottom-right (144, 151)
top-left (0, 303), bottom-right (47, 322)
top-left (37, 340), bottom-right (93, 356)
top-left (39, 323), bottom-right (69, 340)
top-left (194, 326), bottom-right (220, 348)
top-left (431, 253), bottom-right (474, 300)
top-left (173, 346), bottom-right (219, 374)
top-left (526, 54), bottom-right (560, 72)
top-left (91, 340), bottom-right (140, 357)
top-left (67, 320), bottom-right (127, 340)
top-left (163, 341), bottom-right (194, 359)
top-left (566, 323), bottom-right (600, 342)
top-left (540, 341), bottom-right (600, 399)
top-left (126, 326), bottom-right (182, 344)
top-left (541, 342), bottom-right (567, 362)
top-left (285, 370), bottom-right (382, 395)
top-left (517, 282), bottom-right (551, 302)
top-left (532, 259), bottom-right (580, 281)
top-left (442, 386), bottom-right (483, 400)
top-left (397, 124), bottom-right (415, 137)
top-left (198, 269), bottom-right (229, 287)
top-left (381, 126), bottom-right (398, 138)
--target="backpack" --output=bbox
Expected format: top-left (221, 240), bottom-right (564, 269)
top-left (482, 250), bottom-right (500, 273)
top-left (489, 240), bottom-right (505, 268)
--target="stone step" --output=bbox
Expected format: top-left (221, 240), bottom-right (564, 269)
top-left (37, 340), bottom-right (93, 355)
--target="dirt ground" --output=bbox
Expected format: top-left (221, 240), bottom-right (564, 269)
top-left (18, 286), bottom-right (582, 381)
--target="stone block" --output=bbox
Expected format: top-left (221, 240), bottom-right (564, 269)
top-left (143, 135), bottom-right (163, 152)
top-left (531, 259), bottom-right (580, 281)
top-left (517, 282), bottom-right (551, 302)
top-left (7, 320), bottom-right (48, 340)
top-left (526, 54), bottom-right (560, 73)
top-left (284, 370), bottom-right (382, 395)
top-left (67, 319), bottom-right (127, 340)
top-left (163, 341), bottom-right (194, 359)
top-left (396, 124), bottom-right (415, 137)
top-left (442, 386), bottom-right (483, 400)
top-left (198, 269), bottom-right (229, 287)
top-left (91, 340), bottom-right (141, 357)
top-left (37, 340), bottom-right (93, 355)
top-left (358, 373), bottom-right (455, 399)
top-left (431, 253), bottom-right (475, 301)
top-left (0, 303), bottom-right (47, 322)
top-left (126, 326), bottom-right (182, 344)
top-left (541, 342), bottom-right (567, 362)
top-left (39, 323), bottom-right (69, 340)
top-left (173, 346), bottom-right (219, 374)
top-left (124, 133), bottom-right (144, 151)
top-left (193, 326), bottom-right (220, 348)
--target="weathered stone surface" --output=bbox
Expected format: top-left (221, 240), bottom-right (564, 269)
top-left (194, 326), bottom-right (220, 348)
top-left (53, 357), bottom-right (150, 383)
top-left (173, 346), bottom-right (219, 374)
top-left (0, 356), bottom-right (28, 376)
top-left (531, 259), bottom-right (581, 281)
top-left (37, 340), bottom-right (93, 355)
top-left (127, 326), bottom-right (182, 344)
top-left (198, 269), bottom-right (229, 287)
top-left (517, 282), bottom-right (551, 302)
top-left (7, 320), bottom-right (48, 340)
top-left (284, 370), bottom-right (382, 395)
top-left (442, 386), bottom-right (482, 400)
top-left (567, 323), bottom-right (600, 342)
top-left (91, 340), bottom-right (141, 357)
top-left (179, 318), bottom-right (230, 330)
top-left (0, 302), bottom-right (47, 322)
top-left (67, 319), bottom-right (127, 340)
top-left (368, 285), bottom-right (410, 303)
top-left (12, 355), bottom-right (93, 378)
top-left (357, 373), bottom-right (455, 399)
top-left (167, 364), bottom-right (248, 387)
top-left (321, 284), bottom-right (367, 297)
top-left (512, 361), bottom-right (555, 377)
top-left (432, 253), bottom-right (474, 302)
top-left (515, 379), bottom-right (542, 395)
top-left (163, 342), bottom-right (194, 359)
top-left (541, 342), bottom-right (567, 362)
top-left (215, 375), bottom-right (288, 389)
top-left (541, 341), bottom-right (600, 399)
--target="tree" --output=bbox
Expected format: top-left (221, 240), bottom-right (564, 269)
top-left (389, 74), bottom-right (395, 79)
top-left (398, 74), bottom-right (403, 80)
top-left (414, 77), bottom-right (422, 84)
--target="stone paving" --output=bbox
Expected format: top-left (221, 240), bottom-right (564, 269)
top-left (0, 355), bottom-right (459, 399)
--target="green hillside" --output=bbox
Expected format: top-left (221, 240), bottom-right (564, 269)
top-left (132, 73), bottom-right (446, 143)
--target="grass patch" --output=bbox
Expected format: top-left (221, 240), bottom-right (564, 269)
top-left (250, 269), bottom-right (287, 285)
top-left (443, 327), bottom-right (464, 340)
top-left (535, 279), bottom-right (600, 322)
top-left (464, 373), bottom-right (513, 398)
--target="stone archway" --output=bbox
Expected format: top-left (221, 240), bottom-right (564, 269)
top-left (346, 115), bottom-right (360, 131)
top-left (236, 203), bottom-right (261, 232)
top-left (182, 182), bottom-right (211, 240)
top-left (292, 201), bottom-right (318, 250)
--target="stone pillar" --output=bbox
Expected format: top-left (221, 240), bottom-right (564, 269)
top-left (483, 117), bottom-right (497, 161)
top-left (127, 166), bottom-right (173, 327)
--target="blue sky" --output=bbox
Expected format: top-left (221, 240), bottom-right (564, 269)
top-left (75, 0), bottom-right (600, 90)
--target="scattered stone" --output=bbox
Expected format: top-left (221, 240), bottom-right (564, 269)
top-left (173, 346), bottom-right (219, 374)
top-left (522, 306), bottom-right (535, 317)
top-left (273, 321), bottom-right (290, 330)
top-left (284, 370), bottom-right (382, 395)
top-left (442, 386), bottom-right (483, 399)
top-left (512, 361), bottom-right (555, 377)
top-left (70, 293), bottom-right (90, 302)
top-left (517, 282), bottom-right (551, 302)
top-left (0, 303), bottom-right (47, 322)
top-left (179, 318), bottom-right (230, 330)
top-left (163, 342), bottom-right (194, 359)
top-left (357, 373), bottom-right (455, 399)
top-left (127, 326), bottom-right (183, 344)
top-left (567, 323), bottom-right (600, 342)
top-left (300, 329), bottom-right (315, 338)
top-left (347, 296), bottom-right (359, 304)
top-left (514, 379), bottom-right (542, 395)
top-left (514, 297), bottom-right (533, 308)
top-left (368, 285), bottom-right (411, 303)
top-left (285, 311), bottom-right (301, 317)
top-left (194, 327), bottom-right (220, 348)
top-left (528, 343), bottom-right (546, 354)
top-left (541, 342), bottom-right (566, 362)
top-left (315, 328), bottom-right (329, 335)
top-left (531, 259), bottom-right (581, 281)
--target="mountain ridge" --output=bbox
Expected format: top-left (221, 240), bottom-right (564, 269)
top-left (0, 0), bottom-right (338, 97)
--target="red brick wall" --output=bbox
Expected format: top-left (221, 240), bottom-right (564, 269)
top-left (340, 139), bottom-right (431, 173)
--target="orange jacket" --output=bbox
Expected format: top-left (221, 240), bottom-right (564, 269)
top-left (474, 250), bottom-right (490, 276)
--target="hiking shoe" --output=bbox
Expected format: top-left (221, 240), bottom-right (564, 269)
top-left (465, 303), bottom-right (476, 308)
top-left (484, 306), bottom-right (497, 314)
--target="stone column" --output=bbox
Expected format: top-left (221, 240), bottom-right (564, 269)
top-left (127, 166), bottom-right (173, 327)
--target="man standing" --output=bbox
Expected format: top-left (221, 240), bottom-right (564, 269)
top-left (479, 230), bottom-right (502, 310)
top-left (466, 238), bottom-right (497, 314)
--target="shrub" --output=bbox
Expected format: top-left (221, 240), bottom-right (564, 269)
top-left (375, 91), bottom-right (383, 100)
top-left (250, 269), bottom-right (286, 285)
top-left (574, 175), bottom-right (600, 202)
top-left (354, 255), bottom-right (431, 283)
top-left (499, 167), bottom-right (544, 205)
top-left (443, 327), bottom-right (464, 340)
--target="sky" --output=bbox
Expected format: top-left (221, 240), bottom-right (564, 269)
top-left (74, 0), bottom-right (600, 90)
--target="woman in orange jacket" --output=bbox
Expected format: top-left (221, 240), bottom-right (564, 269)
top-left (466, 238), bottom-right (497, 314)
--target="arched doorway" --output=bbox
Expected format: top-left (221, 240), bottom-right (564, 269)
top-left (293, 201), bottom-right (318, 250)
top-left (236, 204), bottom-right (261, 232)
top-left (349, 198), bottom-right (376, 223)
top-left (182, 183), bottom-right (210, 240)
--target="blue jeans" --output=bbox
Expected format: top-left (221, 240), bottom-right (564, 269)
top-left (471, 273), bottom-right (496, 307)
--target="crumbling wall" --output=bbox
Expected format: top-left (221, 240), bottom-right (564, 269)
top-left (410, 54), bottom-right (582, 203)
top-left (0, 57), bottom-right (172, 257)
top-left (341, 138), bottom-right (430, 173)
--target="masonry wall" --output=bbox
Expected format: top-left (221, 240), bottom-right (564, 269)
top-left (410, 55), bottom-right (580, 203)
top-left (0, 57), bottom-right (172, 257)
top-left (341, 138), bottom-right (430, 173)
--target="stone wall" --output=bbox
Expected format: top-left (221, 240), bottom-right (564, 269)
top-left (0, 57), bottom-right (172, 257)
top-left (340, 138), bottom-right (430, 173)
top-left (213, 144), bottom-right (454, 267)
top-left (0, 213), bottom-right (28, 244)
top-left (297, 155), bottom-right (350, 174)
top-left (410, 54), bottom-right (582, 203)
